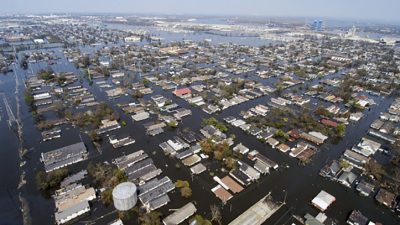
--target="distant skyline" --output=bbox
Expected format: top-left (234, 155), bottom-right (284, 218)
top-left (1, 0), bottom-right (400, 23)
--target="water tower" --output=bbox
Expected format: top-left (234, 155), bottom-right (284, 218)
top-left (112, 182), bottom-right (137, 211)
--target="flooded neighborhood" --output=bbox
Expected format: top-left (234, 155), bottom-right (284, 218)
top-left (1, 7), bottom-right (400, 225)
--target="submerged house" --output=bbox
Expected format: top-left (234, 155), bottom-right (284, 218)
top-left (41, 142), bottom-right (88, 172)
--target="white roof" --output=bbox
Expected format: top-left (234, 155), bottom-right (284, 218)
top-left (309, 131), bottom-right (328, 141)
top-left (311, 190), bottom-right (335, 211)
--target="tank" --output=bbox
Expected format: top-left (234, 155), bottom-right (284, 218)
top-left (112, 182), bottom-right (137, 211)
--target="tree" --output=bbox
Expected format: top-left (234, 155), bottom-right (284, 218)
top-left (314, 106), bottom-right (331, 117)
top-left (275, 130), bottom-right (285, 138)
top-left (133, 90), bottom-right (144, 98)
top-left (139, 211), bottom-right (162, 225)
top-left (190, 215), bottom-right (212, 225)
top-left (167, 121), bottom-right (178, 128)
top-left (101, 188), bottom-right (113, 206)
top-left (365, 160), bottom-right (385, 180)
top-left (224, 157), bottom-right (237, 170)
top-left (175, 180), bottom-right (190, 188)
top-left (37, 69), bottom-right (55, 81)
top-left (202, 117), bottom-right (228, 133)
top-left (180, 186), bottom-right (192, 198)
top-left (357, 69), bottom-right (368, 77)
top-left (175, 180), bottom-right (192, 198)
top-left (35, 171), bottom-right (48, 191)
top-left (89, 130), bottom-right (102, 143)
top-left (339, 159), bottom-right (350, 169)
top-left (200, 138), bottom-right (214, 155)
top-left (336, 124), bottom-right (346, 137)
top-left (35, 168), bottom-right (69, 191)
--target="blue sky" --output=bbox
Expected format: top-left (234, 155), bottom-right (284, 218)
top-left (0, 0), bottom-right (399, 23)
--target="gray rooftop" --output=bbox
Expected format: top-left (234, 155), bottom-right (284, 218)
top-left (41, 142), bottom-right (87, 172)
top-left (55, 200), bottom-right (89, 223)
top-left (163, 202), bottom-right (197, 225)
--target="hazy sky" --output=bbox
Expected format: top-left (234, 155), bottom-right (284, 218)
top-left (1, 0), bottom-right (399, 23)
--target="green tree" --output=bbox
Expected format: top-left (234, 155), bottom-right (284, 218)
top-left (336, 124), bottom-right (346, 137)
top-left (180, 186), bottom-right (192, 198)
top-left (175, 180), bottom-right (189, 188)
top-left (101, 188), bottom-right (113, 206)
top-left (190, 215), bottom-right (212, 225)
top-left (35, 168), bottom-right (69, 191)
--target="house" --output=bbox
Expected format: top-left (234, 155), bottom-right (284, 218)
top-left (375, 188), bottom-right (396, 208)
top-left (346, 210), bottom-right (368, 225)
top-left (277, 143), bottom-right (290, 153)
top-left (257, 131), bottom-right (274, 141)
top-left (229, 169), bottom-right (251, 186)
top-left (231, 119), bottom-right (246, 127)
top-left (220, 176), bottom-right (243, 193)
top-left (173, 88), bottom-right (192, 97)
top-left (162, 202), bottom-right (197, 225)
top-left (189, 96), bottom-right (205, 106)
top-left (271, 97), bottom-right (291, 106)
top-left (309, 131), bottom-right (328, 142)
top-left (55, 201), bottom-right (90, 225)
top-left (132, 111), bottom-right (150, 121)
top-left (290, 142), bottom-right (309, 157)
top-left (266, 137), bottom-right (279, 148)
top-left (41, 142), bottom-right (87, 172)
top-left (299, 132), bottom-right (325, 145)
top-left (320, 118), bottom-right (338, 128)
top-left (326, 105), bottom-right (340, 114)
top-left (238, 161), bottom-right (260, 181)
top-left (224, 116), bottom-right (237, 124)
top-left (173, 108), bottom-right (192, 119)
top-left (371, 119), bottom-right (384, 130)
top-left (311, 190), bottom-right (336, 212)
top-left (111, 72), bottom-right (124, 78)
top-left (337, 171), bottom-right (357, 188)
top-left (319, 160), bottom-right (341, 178)
top-left (106, 87), bottom-right (125, 98)
top-left (343, 149), bottom-right (369, 169)
top-left (368, 129), bottom-right (396, 144)
top-left (212, 185), bottom-right (232, 203)
top-left (200, 125), bottom-right (226, 140)
top-left (182, 154), bottom-right (201, 167)
top-left (356, 180), bottom-right (375, 197)
top-left (54, 184), bottom-right (96, 225)
top-left (190, 163), bottom-right (206, 175)
top-left (304, 213), bottom-right (324, 225)
top-left (349, 112), bottom-right (363, 122)
top-left (379, 122), bottom-right (394, 134)
top-left (238, 124), bottom-right (249, 132)
top-left (97, 119), bottom-right (121, 134)
top-left (354, 138), bottom-right (381, 157)
top-left (233, 143), bottom-right (249, 155)
top-left (254, 154), bottom-right (278, 174)
top-left (248, 126), bottom-right (262, 136)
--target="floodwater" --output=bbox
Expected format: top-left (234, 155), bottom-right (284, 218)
top-left (0, 33), bottom-right (399, 225)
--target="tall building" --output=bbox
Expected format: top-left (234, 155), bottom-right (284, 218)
top-left (311, 20), bottom-right (323, 32)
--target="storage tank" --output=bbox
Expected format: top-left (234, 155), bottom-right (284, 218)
top-left (112, 182), bottom-right (137, 211)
